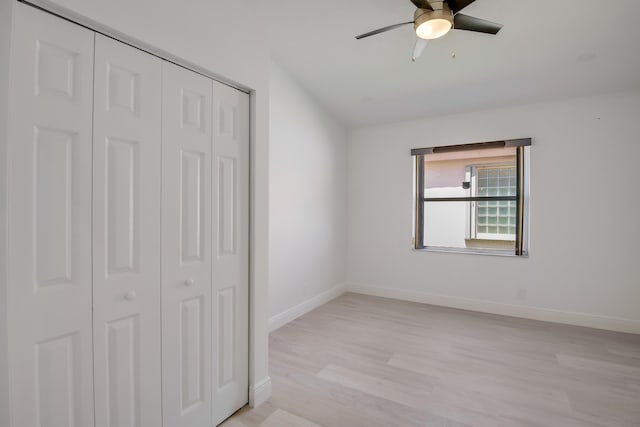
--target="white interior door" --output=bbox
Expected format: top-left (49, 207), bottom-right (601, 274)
top-left (211, 81), bottom-right (250, 426)
top-left (161, 61), bottom-right (213, 427)
top-left (7, 4), bottom-right (95, 426)
top-left (92, 34), bottom-right (162, 427)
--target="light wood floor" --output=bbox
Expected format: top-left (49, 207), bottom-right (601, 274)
top-left (222, 293), bottom-right (640, 427)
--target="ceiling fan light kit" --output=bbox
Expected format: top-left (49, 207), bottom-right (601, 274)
top-left (355, 0), bottom-right (503, 61)
top-left (414, 3), bottom-right (453, 40)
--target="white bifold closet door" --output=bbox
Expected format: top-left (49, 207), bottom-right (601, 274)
top-left (211, 81), bottom-right (250, 426)
top-left (92, 34), bottom-right (163, 427)
top-left (161, 61), bottom-right (213, 426)
top-left (7, 4), bottom-right (250, 426)
top-left (7, 4), bottom-right (96, 427)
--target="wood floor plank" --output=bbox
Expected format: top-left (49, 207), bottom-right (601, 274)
top-left (261, 409), bottom-right (322, 427)
top-left (270, 372), bottom-right (471, 427)
top-left (223, 293), bottom-right (640, 427)
top-left (316, 363), bottom-right (500, 427)
top-left (388, 352), bottom-right (573, 413)
top-left (557, 353), bottom-right (640, 378)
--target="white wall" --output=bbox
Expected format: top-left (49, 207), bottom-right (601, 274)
top-left (269, 62), bottom-right (348, 330)
top-left (2, 0), bottom-right (271, 405)
top-left (347, 90), bottom-right (640, 333)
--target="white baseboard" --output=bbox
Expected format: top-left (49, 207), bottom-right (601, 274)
top-left (269, 283), bottom-right (346, 332)
top-left (249, 376), bottom-right (272, 408)
top-left (346, 283), bottom-right (640, 334)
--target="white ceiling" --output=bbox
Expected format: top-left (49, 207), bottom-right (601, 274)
top-left (268, 0), bottom-right (640, 128)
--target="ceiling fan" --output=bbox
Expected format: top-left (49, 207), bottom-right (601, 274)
top-left (355, 0), bottom-right (503, 61)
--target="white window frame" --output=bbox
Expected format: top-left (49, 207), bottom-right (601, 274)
top-left (465, 163), bottom-right (517, 242)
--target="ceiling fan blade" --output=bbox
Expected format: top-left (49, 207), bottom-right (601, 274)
top-left (447, 0), bottom-right (476, 14)
top-left (355, 21), bottom-right (414, 40)
top-left (453, 13), bottom-right (503, 34)
top-left (410, 0), bottom-right (434, 11)
top-left (412, 38), bottom-right (429, 62)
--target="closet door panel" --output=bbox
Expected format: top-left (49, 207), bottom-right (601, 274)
top-left (161, 61), bottom-right (213, 427)
top-left (7, 4), bottom-right (95, 427)
top-left (211, 81), bottom-right (250, 426)
top-left (93, 34), bottom-right (162, 427)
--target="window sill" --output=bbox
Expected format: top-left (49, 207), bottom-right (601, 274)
top-left (467, 238), bottom-right (515, 243)
top-left (413, 246), bottom-right (528, 257)
top-left (465, 238), bottom-right (515, 252)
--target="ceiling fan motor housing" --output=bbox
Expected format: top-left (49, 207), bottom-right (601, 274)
top-left (414, 2), bottom-right (454, 40)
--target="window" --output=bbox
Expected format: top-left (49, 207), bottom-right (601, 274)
top-left (469, 164), bottom-right (516, 240)
top-left (412, 139), bottom-right (530, 256)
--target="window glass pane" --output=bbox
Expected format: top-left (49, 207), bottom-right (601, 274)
top-left (478, 167), bottom-right (515, 189)
top-left (473, 164), bottom-right (517, 240)
top-left (423, 200), bottom-right (516, 251)
top-left (476, 198), bottom-right (516, 241)
top-left (423, 201), bottom-right (469, 248)
top-left (424, 156), bottom-right (471, 198)
top-left (417, 145), bottom-right (524, 254)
